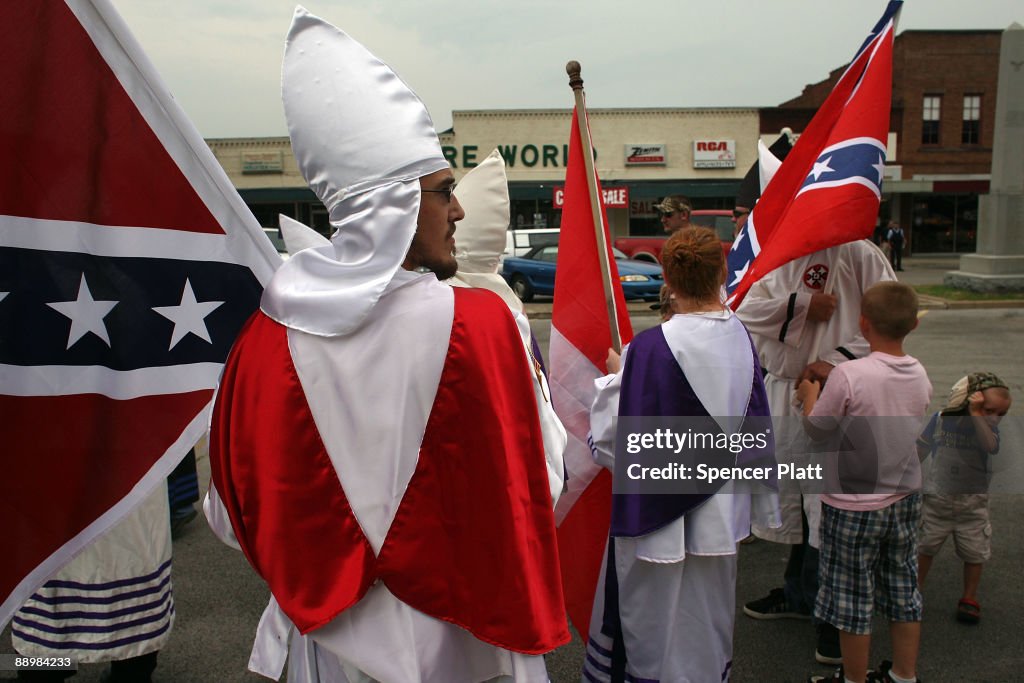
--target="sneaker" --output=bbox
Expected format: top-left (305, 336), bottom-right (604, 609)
top-left (956, 598), bottom-right (980, 624)
top-left (867, 660), bottom-right (922, 683)
top-left (808, 666), bottom-right (844, 683)
top-left (815, 622), bottom-right (842, 665)
top-left (743, 587), bottom-right (811, 620)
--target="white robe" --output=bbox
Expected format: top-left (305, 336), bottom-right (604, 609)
top-left (206, 270), bottom-right (566, 683)
top-left (13, 485), bottom-right (173, 663)
top-left (735, 239), bottom-right (895, 545)
top-left (583, 310), bottom-right (778, 683)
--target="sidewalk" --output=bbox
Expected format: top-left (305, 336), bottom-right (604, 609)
top-left (897, 254), bottom-right (1024, 310)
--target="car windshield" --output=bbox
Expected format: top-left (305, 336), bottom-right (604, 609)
top-left (533, 246), bottom-right (559, 262)
top-left (528, 243), bottom-right (634, 262)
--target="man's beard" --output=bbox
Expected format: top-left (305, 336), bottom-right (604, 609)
top-left (406, 229), bottom-right (458, 280)
top-left (426, 254), bottom-right (458, 280)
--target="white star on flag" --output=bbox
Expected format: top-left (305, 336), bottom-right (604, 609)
top-left (47, 274), bottom-right (119, 349)
top-left (732, 230), bottom-right (746, 251)
top-left (152, 278), bottom-right (225, 350)
top-left (730, 259), bottom-right (750, 288)
top-left (873, 154), bottom-right (886, 183)
top-left (809, 156), bottom-right (835, 181)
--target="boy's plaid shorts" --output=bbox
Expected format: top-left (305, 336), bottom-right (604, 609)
top-left (815, 494), bottom-right (922, 634)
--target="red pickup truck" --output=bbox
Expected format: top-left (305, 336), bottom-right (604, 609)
top-left (613, 209), bottom-right (734, 263)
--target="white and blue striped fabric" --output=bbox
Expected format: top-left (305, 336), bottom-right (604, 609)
top-left (12, 485), bottom-right (174, 663)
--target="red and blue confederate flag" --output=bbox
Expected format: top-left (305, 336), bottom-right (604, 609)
top-left (727, 0), bottom-right (902, 308)
top-left (0, 1), bottom-right (277, 625)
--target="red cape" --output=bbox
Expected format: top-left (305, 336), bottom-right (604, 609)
top-left (210, 287), bottom-right (570, 654)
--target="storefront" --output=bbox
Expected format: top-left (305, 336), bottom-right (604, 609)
top-left (881, 178), bottom-right (988, 254)
top-left (439, 108), bottom-right (758, 239)
top-left (906, 180), bottom-right (989, 254)
top-left (208, 110), bottom-right (760, 240)
top-left (207, 137), bottom-right (331, 235)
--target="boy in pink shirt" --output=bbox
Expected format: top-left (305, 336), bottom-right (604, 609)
top-left (798, 282), bottom-right (932, 683)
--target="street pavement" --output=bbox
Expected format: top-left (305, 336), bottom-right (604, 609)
top-left (4, 255), bottom-right (1023, 682)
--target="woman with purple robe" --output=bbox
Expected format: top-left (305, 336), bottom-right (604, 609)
top-left (582, 227), bottom-right (779, 683)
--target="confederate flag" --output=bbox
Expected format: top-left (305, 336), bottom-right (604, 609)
top-left (0, 0), bottom-right (276, 625)
top-left (726, 0), bottom-right (903, 308)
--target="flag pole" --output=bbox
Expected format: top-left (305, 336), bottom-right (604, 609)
top-left (566, 60), bottom-right (622, 353)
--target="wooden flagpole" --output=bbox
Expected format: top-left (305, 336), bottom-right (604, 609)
top-left (566, 60), bottom-right (622, 353)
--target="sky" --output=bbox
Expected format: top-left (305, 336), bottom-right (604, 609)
top-left (110, 1), bottom-right (1022, 139)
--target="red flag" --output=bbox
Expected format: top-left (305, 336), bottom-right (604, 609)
top-left (727, 0), bottom-right (902, 308)
top-left (549, 107), bottom-right (633, 636)
top-left (0, 1), bottom-right (277, 625)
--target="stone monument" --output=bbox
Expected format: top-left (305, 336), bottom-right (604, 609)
top-left (946, 23), bottom-right (1024, 291)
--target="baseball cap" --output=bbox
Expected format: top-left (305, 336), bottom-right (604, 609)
top-left (654, 196), bottom-right (692, 215)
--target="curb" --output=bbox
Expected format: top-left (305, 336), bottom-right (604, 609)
top-left (523, 301), bottom-right (660, 321)
top-left (915, 295), bottom-right (1024, 310)
top-left (524, 299), bottom-right (1024, 319)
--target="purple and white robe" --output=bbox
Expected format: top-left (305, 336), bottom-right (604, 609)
top-left (583, 310), bottom-right (778, 683)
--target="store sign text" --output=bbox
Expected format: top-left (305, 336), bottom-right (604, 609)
top-left (242, 151), bottom-right (283, 174)
top-left (692, 139), bottom-right (736, 169)
top-left (624, 144), bottom-right (666, 166)
top-left (552, 186), bottom-right (629, 209)
top-left (441, 144), bottom-right (596, 169)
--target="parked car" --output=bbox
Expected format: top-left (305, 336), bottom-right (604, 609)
top-left (613, 209), bottom-right (734, 263)
top-left (503, 228), bottom-right (560, 258)
top-left (500, 244), bottom-right (663, 302)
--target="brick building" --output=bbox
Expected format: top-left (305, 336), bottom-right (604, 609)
top-left (761, 29), bottom-right (1002, 254)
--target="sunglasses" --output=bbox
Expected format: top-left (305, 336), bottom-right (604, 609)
top-left (660, 212), bottom-right (676, 219)
top-left (422, 186), bottom-right (457, 202)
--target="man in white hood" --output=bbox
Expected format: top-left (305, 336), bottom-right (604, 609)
top-left (204, 8), bottom-right (568, 683)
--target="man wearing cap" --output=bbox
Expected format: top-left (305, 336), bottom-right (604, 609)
top-left (733, 134), bottom-right (897, 666)
top-left (654, 195), bottom-right (693, 234)
top-left (204, 8), bottom-right (568, 683)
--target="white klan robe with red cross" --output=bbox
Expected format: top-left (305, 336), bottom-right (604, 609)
top-left (206, 268), bottom-right (570, 683)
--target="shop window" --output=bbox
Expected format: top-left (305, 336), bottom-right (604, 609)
top-left (962, 94), bottom-right (981, 145)
top-left (922, 95), bottom-right (941, 145)
top-left (511, 199), bottom-right (560, 231)
top-left (910, 193), bottom-right (977, 254)
top-left (249, 202), bottom-right (300, 228)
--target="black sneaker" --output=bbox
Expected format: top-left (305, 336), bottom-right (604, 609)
top-left (867, 660), bottom-right (922, 682)
top-left (815, 622), bottom-right (842, 665)
top-left (743, 587), bottom-right (811, 620)
top-left (808, 666), bottom-right (844, 683)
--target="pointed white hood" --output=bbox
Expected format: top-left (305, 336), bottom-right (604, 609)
top-left (260, 6), bottom-right (449, 336)
top-left (448, 150), bottom-right (522, 312)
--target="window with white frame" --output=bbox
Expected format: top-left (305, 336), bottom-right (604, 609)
top-left (922, 95), bottom-right (941, 145)
top-left (962, 94), bottom-right (981, 144)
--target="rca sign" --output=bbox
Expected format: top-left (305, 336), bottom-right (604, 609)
top-left (552, 186), bottom-right (629, 209)
top-left (692, 139), bottom-right (736, 169)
